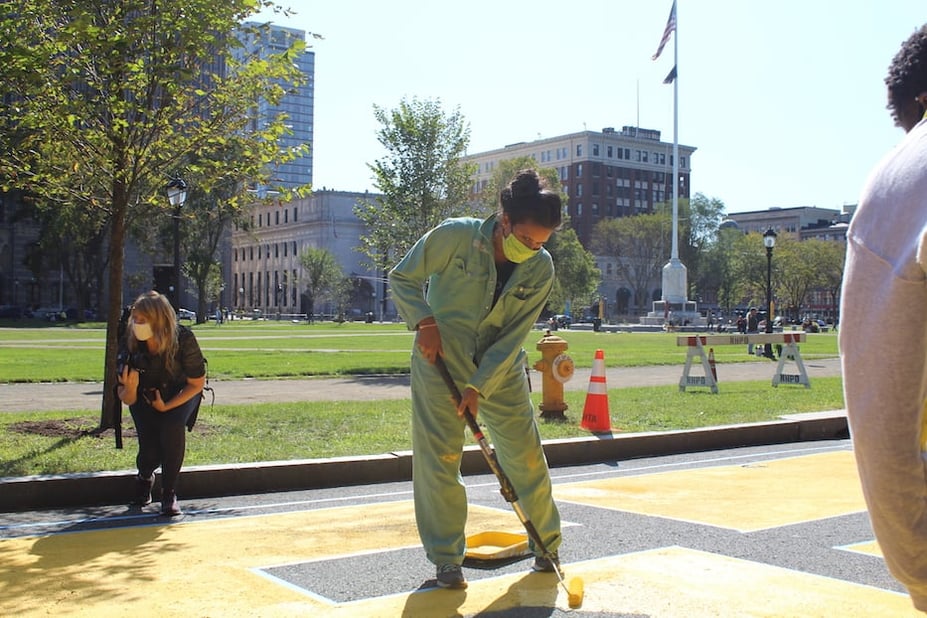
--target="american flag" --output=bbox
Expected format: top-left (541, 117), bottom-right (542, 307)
top-left (652, 1), bottom-right (677, 61)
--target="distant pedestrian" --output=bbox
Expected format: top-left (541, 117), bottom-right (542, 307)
top-left (746, 307), bottom-right (759, 354)
top-left (840, 23), bottom-right (927, 613)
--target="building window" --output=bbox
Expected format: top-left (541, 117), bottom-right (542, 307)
top-left (291, 269), bottom-right (297, 304)
top-left (576, 203), bottom-right (583, 217)
top-left (576, 163), bottom-right (583, 178)
top-left (275, 210), bottom-right (280, 225)
top-left (607, 145), bottom-right (613, 158)
top-left (592, 144), bottom-right (600, 157)
top-left (592, 203), bottom-right (599, 215)
top-left (284, 209), bottom-right (288, 223)
top-left (293, 207), bottom-right (298, 221)
top-left (576, 144), bottom-right (583, 157)
top-left (576, 184), bottom-right (583, 197)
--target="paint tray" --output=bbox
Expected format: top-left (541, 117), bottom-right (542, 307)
top-left (465, 531), bottom-right (529, 561)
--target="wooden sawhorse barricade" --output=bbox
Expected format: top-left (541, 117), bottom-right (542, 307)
top-left (676, 332), bottom-right (810, 393)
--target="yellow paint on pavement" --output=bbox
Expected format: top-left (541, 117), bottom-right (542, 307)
top-left (533, 548), bottom-right (919, 618)
top-left (555, 450), bottom-right (866, 532)
top-left (0, 501), bottom-right (522, 617)
top-left (842, 540), bottom-right (884, 558)
top-left (284, 547), bottom-right (923, 617)
top-left (2, 451), bottom-right (912, 617)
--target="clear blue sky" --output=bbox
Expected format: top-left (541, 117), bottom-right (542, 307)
top-left (255, 1), bottom-right (925, 214)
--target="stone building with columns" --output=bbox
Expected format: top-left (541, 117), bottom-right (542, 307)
top-left (230, 190), bottom-right (392, 321)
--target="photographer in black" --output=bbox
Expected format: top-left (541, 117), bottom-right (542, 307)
top-left (117, 291), bottom-right (205, 516)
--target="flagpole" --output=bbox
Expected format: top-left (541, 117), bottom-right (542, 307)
top-left (671, 1), bottom-right (679, 262)
top-left (650, 0), bottom-right (687, 322)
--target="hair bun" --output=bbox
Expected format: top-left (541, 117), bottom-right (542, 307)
top-left (510, 169), bottom-right (542, 198)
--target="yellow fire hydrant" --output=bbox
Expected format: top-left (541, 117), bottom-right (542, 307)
top-left (533, 331), bottom-right (574, 420)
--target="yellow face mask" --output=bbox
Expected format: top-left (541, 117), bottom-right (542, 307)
top-left (502, 228), bottom-right (540, 263)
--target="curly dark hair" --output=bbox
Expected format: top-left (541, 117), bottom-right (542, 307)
top-left (499, 169), bottom-right (562, 230)
top-left (886, 24), bottom-right (927, 127)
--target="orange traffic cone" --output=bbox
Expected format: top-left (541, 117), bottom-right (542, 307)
top-left (581, 349), bottom-right (611, 432)
top-left (708, 347), bottom-right (718, 382)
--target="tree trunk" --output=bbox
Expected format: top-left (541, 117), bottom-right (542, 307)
top-left (98, 183), bottom-right (128, 444)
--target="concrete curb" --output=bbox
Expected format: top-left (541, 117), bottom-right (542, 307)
top-left (0, 410), bottom-right (848, 512)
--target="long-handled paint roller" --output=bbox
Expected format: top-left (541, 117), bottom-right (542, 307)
top-left (435, 356), bottom-right (584, 609)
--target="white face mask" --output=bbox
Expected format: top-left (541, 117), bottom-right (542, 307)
top-left (133, 322), bottom-right (153, 342)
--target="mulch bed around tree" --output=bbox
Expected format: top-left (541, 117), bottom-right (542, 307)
top-left (9, 418), bottom-right (211, 438)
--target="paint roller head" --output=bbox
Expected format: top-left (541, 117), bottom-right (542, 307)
top-left (567, 576), bottom-right (584, 608)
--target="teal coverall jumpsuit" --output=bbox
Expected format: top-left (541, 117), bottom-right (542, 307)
top-left (389, 214), bottom-right (562, 568)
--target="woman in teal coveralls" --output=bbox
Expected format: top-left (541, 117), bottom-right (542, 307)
top-left (389, 169), bottom-right (563, 590)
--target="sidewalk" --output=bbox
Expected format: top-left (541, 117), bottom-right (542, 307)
top-left (0, 357), bottom-right (843, 412)
top-left (0, 357), bottom-right (847, 511)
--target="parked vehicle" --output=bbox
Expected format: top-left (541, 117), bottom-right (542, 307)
top-left (31, 306), bottom-right (66, 321)
top-left (177, 308), bottom-right (196, 322)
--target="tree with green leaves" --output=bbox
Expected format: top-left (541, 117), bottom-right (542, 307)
top-left (816, 239), bottom-right (846, 324)
top-left (729, 232), bottom-right (769, 308)
top-left (299, 247), bottom-right (343, 322)
top-left (701, 221), bottom-right (743, 315)
top-left (545, 227), bottom-right (601, 315)
top-left (354, 97), bottom-right (476, 282)
top-left (0, 1), bottom-right (308, 433)
top-left (774, 235), bottom-right (821, 321)
top-left (655, 193), bottom-right (726, 301)
top-left (592, 213), bottom-right (671, 313)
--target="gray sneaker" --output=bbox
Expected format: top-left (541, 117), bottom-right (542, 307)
top-left (532, 552), bottom-right (561, 574)
top-left (436, 564), bottom-right (467, 589)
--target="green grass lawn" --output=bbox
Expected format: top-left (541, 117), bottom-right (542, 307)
top-left (0, 377), bottom-right (845, 477)
top-left (0, 320), bottom-right (839, 381)
top-left (0, 321), bottom-right (844, 477)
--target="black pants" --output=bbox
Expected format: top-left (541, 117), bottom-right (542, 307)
top-left (129, 397), bottom-right (198, 494)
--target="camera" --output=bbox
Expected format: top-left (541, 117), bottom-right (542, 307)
top-left (117, 349), bottom-right (147, 375)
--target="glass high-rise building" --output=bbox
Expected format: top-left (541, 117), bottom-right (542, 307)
top-left (237, 22), bottom-right (315, 193)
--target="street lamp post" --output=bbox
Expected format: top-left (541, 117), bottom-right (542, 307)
top-left (166, 178), bottom-right (187, 314)
top-left (763, 228), bottom-right (778, 359)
